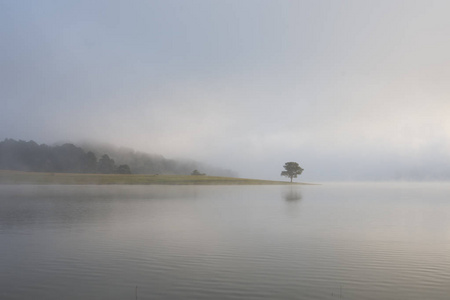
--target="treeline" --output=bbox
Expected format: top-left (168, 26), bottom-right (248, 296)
top-left (0, 139), bottom-right (131, 174)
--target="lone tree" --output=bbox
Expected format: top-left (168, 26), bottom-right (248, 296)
top-left (281, 162), bottom-right (304, 183)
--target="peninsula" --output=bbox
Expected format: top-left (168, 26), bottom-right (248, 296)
top-left (0, 170), bottom-right (305, 185)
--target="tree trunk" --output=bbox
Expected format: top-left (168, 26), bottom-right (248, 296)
top-left (290, 177), bottom-right (293, 183)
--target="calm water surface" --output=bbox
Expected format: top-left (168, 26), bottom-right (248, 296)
top-left (1, 183), bottom-right (450, 299)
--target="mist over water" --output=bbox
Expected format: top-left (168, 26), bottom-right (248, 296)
top-left (1, 183), bottom-right (450, 300)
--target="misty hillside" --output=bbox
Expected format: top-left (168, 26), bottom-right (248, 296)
top-left (0, 139), bottom-right (237, 177)
top-left (80, 142), bottom-right (237, 177)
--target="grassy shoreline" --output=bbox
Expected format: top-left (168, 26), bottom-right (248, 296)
top-left (0, 170), bottom-right (307, 185)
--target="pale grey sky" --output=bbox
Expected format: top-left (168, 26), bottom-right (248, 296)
top-left (1, 0), bottom-right (450, 181)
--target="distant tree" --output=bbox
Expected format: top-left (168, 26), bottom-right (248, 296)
top-left (83, 151), bottom-right (97, 173)
top-left (52, 143), bottom-right (85, 173)
top-left (191, 169), bottom-right (205, 176)
top-left (281, 162), bottom-right (303, 183)
top-left (116, 164), bottom-right (132, 174)
top-left (97, 154), bottom-right (115, 174)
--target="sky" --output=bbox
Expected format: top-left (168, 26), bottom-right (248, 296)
top-left (1, 0), bottom-right (450, 181)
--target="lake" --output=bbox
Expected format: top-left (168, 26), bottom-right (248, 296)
top-left (1, 183), bottom-right (450, 299)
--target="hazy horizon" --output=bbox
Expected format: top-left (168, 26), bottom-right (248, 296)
top-left (2, 1), bottom-right (450, 181)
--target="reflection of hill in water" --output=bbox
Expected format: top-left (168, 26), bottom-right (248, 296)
top-left (0, 185), bottom-right (201, 230)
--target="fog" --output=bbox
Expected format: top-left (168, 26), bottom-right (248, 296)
top-left (2, 1), bottom-right (450, 181)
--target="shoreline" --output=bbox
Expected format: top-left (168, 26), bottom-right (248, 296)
top-left (0, 170), bottom-right (310, 186)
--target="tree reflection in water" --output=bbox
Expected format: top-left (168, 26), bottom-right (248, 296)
top-left (283, 187), bottom-right (302, 201)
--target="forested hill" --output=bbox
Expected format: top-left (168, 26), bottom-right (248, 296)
top-left (0, 139), bottom-right (131, 174)
top-left (79, 142), bottom-right (236, 177)
top-left (0, 139), bottom-right (236, 177)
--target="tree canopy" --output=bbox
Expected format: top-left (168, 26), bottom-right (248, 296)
top-left (97, 154), bottom-right (116, 174)
top-left (281, 162), bottom-right (303, 182)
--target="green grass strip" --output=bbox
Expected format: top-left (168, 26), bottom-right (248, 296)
top-left (0, 170), bottom-right (306, 185)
